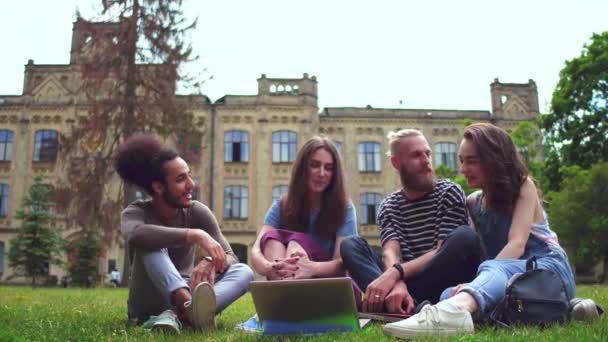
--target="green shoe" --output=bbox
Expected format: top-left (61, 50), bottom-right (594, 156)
top-left (142, 309), bottom-right (181, 333)
top-left (187, 282), bottom-right (216, 330)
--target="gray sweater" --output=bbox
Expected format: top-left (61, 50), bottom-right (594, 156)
top-left (121, 199), bottom-right (238, 274)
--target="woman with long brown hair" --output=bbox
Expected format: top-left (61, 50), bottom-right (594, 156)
top-left (250, 135), bottom-right (357, 280)
top-left (383, 123), bottom-right (578, 338)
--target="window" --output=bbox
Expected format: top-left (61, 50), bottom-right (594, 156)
top-left (334, 141), bottom-right (342, 151)
top-left (0, 241), bottom-right (4, 274)
top-left (107, 259), bottom-right (116, 273)
top-left (224, 130), bottom-right (249, 162)
top-left (358, 142), bottom-right (381, 172)
top-left (0, 130), bottom-right (14, 161)
top-left (231, 243), bottom-right (248, 264)
top-left (434, 142), bottom-right (457, 171)
top-left (33, 130), bottom-right (58, 162)
top-left (360, 192), bottom-right (382, 225)
top-left (272, 185), bottom-right (288, 202)
top-left (0, 184), bottom-right (8, 217)
top-left (224, 186), bottom-right (248, 219)
top-left (272, 131), bottom-right (296, 163)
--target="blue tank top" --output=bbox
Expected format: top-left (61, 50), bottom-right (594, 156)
top-left (470, 193), bottom-right (551, 260)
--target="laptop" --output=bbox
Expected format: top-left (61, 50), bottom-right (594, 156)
top-left (249, 277), bottom-right (368, 335)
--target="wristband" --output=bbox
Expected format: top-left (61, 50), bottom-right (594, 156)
top-left (392, 263), bottom-right (405, 280)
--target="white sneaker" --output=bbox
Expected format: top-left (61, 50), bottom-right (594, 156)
top-left (570, 298), bottom-right (603, 322)
top-left (383, 304), bottom-right (474, 338)
top-left (186, 282), bottom-right (216, 330)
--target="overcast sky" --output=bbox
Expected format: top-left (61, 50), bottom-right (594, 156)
top-left (1, 0), bottom-right (606, 112)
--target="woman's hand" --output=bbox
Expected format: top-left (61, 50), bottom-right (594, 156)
top-left (187, 229), bottom-right (227, 273)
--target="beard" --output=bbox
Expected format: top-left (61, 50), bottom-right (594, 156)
top-left (162, 187), bottom-right (190, 209)
top-left (399, 164), bottom-right (436, 193)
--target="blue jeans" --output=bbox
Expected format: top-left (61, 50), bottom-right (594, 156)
top-left (440, 247), bottom-right (576, 317)
top-left (127, 248), bottom-right (254, 322)
top-left (340, 226), bottom-right (482, 303)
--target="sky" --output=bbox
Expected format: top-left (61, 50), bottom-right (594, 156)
top-left (1, 0), bottom-right (607, 112)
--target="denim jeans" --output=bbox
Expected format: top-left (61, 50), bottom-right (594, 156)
top-left (127, 248), bottom-right (254, 322)
top-left (340, 226), bottom-right (482, 303)
top-left (440, 247), bottom-right (576, 317)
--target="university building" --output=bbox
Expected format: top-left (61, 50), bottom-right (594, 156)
top-left (0, 19), bottom-right (539, 283)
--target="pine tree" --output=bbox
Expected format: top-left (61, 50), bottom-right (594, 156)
top-left (66, 228), bottom-right (103, 287)
top-left (8, 175), bottom-right (64, 287)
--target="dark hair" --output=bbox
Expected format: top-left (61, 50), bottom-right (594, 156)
top-left (113, 134), bottom-right (178, 195)
top-left (281, 136), bottom-right (347, 239)
top-left (463, 123), bottom-right (528, 215)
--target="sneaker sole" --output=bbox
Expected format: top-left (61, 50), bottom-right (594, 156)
top-left (192, 282), bottom-right (216, 330)
top-left (384, 324), bottom-right (473, 338)
top-left (151, 323), bottom-right (180, 334)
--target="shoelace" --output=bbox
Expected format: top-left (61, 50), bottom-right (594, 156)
top-left (416, 305), bottom-right (442, 326)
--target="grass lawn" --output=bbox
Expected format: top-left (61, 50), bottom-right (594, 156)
top-left (0, 284), bottom-right (606, 341)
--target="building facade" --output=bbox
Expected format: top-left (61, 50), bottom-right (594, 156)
top-left (0, 20), bottom-right (540, 283)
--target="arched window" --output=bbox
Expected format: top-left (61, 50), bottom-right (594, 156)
top-left (0, 130), bottom-right (14, 161)
top-left (0, 241), bottom-right (4, 275)
top-left (0, 184), bottom-right (8, 217)
top-left (230, 243), bottom-right (248, 264)
top-left (358, 142), bottom-right (381, 172)
top-left (224, 186), bottom-right (248, 220)
top-left (33, 130), bottom-right (58, 162)
top-left (272, 131), bottom-right (297, 163)
top-left (434, 142), bottom-right (457, 171)
top-left (272, 185), bottom-right (288, 202)
top-left (360, 192), bottom-right (382, 225)
top-left (224, 130), bottom-right (249, 162)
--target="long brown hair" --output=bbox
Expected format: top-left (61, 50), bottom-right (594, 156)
top-left (463, 123), bottom-right (528, 215)
top-left (281, 136), bottom-right (347, 239)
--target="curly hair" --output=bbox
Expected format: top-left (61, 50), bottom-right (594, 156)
top-left (281, 136), bottom-right (347, 239)
top-left (113, 134), bottom-right (178, 195)
top-left (463, 123), bottom-right (528, 215)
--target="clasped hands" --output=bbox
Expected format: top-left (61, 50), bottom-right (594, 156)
top-left (267, 251), bottom-right (316, 280)
top-left (362, 268), bottom-right (415, 314)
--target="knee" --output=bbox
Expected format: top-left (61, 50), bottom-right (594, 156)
top-left (447, 226), bottom-right (481, 252)
top-left (229, 263), bottom-right (255, 283)
top-left (340, 236), bottom-right (365, 261)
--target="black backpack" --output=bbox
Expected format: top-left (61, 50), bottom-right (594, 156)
top-left (490, 257), bottom-right (570, 327)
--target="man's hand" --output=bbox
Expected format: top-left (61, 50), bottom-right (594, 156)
top-left (187, 229), bottom-right (227, 273)
top-left (189, 258), bottom-right (216, 288)
top-left (384, 281), bottom-right (415, 314)
top-left (362, 267), bottom-right (401, 313)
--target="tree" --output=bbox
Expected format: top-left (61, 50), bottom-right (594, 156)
top-left (511, 121), bottom-right (543, 181)
top-left (56, 0), bottom-right (202, 285)
top-left (546, 162), bottom-right (608, 281)
top-left (66, 229), bottom-right (103, 287)
top-left (541, 32), bottom-right (608, 190)
top-left (8, 175), bottom-right (64, 286)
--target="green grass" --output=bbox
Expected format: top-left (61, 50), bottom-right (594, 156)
top-left (0, 285), bottom-right (607, 341)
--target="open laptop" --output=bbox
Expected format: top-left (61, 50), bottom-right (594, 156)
top-left (249, 277), bottom-right (368, 335)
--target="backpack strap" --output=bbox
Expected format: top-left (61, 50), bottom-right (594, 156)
top-left (526, 256), bottom-right (537, 271)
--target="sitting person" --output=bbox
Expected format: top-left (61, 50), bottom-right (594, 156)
top-left (115, 134), bottom-right (254, 333)
top-left (383, 123), bottom-right (576, 338)
top-left (341, 129), bottom-right (482, 314)
top-left (250, 136), bottom-right (357, 280)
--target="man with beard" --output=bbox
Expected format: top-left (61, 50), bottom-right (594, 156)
top-left (341, 129), bottom-right (481, 314)
top-left (115, 134), bottom-right (253, 332)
